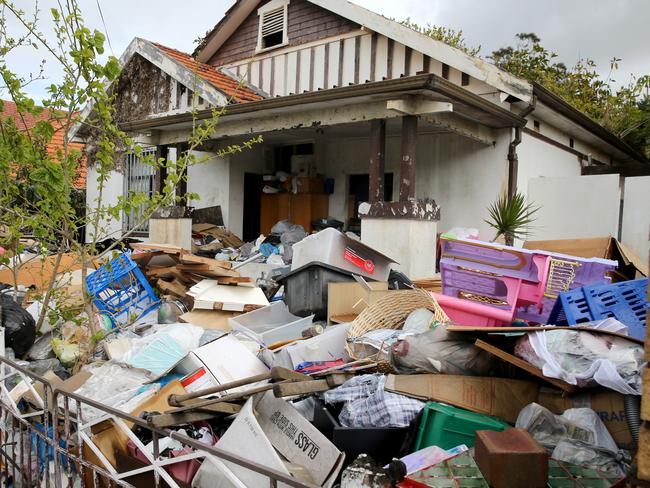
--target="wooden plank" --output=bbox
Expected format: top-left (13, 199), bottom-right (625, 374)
top-left (298, 48), bottom-right (311, 93)
top-left (582, 162), bottom-right (650, 177)
top-left (178, 250), bottom-right (235, 269)
top-left (642, 368), bottom-right (650, 421)
top-left (312, 44), bottom-right (326, 90)
top-left (474, 339), bottom-right (576, 393)
top-left (157, 279), bottom-right (188, 298)
top-left (131, 242), bottom-right (185, 254)
top-left (327, 40), bottom-right (340, 89)
top-left (358, 33), bottom-right (372, 83)
top-left (392, 41), bottom-right (406, 79)
top-left (341, 37), bottom-right (356, 85)
top-left (639, 421), bottom-right (650, 481)
top-left (145, 266), bottom-right (178, 279)
top-left (448, 325), bottom-right (644, 345)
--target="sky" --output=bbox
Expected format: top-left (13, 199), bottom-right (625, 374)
top-left (3, 0), bottom-right (649, 104)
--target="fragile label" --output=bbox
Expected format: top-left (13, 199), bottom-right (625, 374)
top-left (343, 246), bottom-right (375, 274)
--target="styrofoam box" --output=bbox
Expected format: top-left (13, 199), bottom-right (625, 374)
top-left (291, 228), bottom-right (396, 281)
top-left (228, 301), bottom-right (314, 345)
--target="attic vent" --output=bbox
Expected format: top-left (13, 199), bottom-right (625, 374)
top-left (257, 0), bottom-right (289, 51)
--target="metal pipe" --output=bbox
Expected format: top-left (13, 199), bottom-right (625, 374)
top-left (507, 126), bottom-right (522, 201)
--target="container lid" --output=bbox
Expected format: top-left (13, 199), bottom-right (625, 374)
top-left (277, 261), bottom-right (374, 282)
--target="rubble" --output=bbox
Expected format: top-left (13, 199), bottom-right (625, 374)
top-left (0, 224), bottom-right (647, 487)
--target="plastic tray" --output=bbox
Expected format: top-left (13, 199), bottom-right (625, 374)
top-left (86, 253), bottom-right (159, 326)
top-left (228, 301), bottom-right (314, 345)
top-left (548, 278), bottom-right (648, 340)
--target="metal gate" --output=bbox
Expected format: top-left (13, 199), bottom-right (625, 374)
top-left (0, 355), bottom-right (317, 488)
top-left (122, 147), bottom-right (157, 235)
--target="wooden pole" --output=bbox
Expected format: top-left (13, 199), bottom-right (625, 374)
top-left (399, 115), bottom-right (417, 202)
top-left (369, 119), bottom-right (386, 203)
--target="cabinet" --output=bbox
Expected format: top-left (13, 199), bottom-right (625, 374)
top-left (260, 193), bottom-right (329, 234)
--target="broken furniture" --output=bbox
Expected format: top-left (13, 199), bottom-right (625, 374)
top-left (85, 252), bottom-right (160, 326)
top-left (438, 236), bottom-right (617, 325)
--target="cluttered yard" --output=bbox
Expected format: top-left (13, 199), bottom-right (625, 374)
top-left (1, 0), bottom-right (650, 487)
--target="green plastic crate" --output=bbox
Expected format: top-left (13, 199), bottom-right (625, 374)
top-left (414, 402), bottom-right (510, 451)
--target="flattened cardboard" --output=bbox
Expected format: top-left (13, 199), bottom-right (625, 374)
top-left (537, 388), bottom-right (634, 450)
top-left (187, 280), bottom-right (269, 311)
top-left (179, 309), bottom-right (236, 330)
top-left (256, 391), bottom-right (344, 486)
top-left (385, 374), bottom-right (539, 424)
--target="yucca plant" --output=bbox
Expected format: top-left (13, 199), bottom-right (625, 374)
top-left (484, 192), bottom-right (540, 246)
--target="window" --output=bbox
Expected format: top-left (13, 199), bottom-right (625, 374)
top-left (534, 120), bottom-right (541, 132)
top-left (123, 146), bottom-right (157, 234)
top-left (569, 138), bottom-right (574, 148)
top-left (257, 0), bottom-right (289, 52)
top-left (461, 72), bottom-right (470, 86)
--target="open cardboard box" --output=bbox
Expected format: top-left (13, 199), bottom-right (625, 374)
top-left (326, 281), bottom-right (391, 325)
top-left (523, 236), bottom-right (647, 281)
top-left (196, 390), bottom-right (344, 487)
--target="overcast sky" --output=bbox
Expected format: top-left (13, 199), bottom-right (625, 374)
top-left (3, 0), bottom-right (649, 103)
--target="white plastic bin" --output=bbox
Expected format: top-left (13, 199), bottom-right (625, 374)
top-left (228, 301), bottom-right (314, 345)
top-left (291, 228), bottom-right (396, 281)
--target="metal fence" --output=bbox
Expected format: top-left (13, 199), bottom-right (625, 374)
top-left (122, 148), bottom-right (157, 235)
top-left (0, 355), bottom-right (317, 488)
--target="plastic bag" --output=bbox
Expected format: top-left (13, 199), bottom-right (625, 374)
top-left (390, 324), bottom-right (494, 376)
top-left (514, 330), bottom-right (644, 395)
top-left (516, 403), bottom-right (617, 452)
top-left (0, 296), bottom-right (36, 356)
top-left (552, 439), bottom-right (629, 476)
top-left (515, 402), bottom-right (628, 475)
top-left (403, 309), bottom-right (434, 334)
top-left (70, 362), bottom-right (154, 421)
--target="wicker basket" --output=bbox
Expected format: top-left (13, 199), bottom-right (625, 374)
top-left (345, 288), bottom-right (449, 361)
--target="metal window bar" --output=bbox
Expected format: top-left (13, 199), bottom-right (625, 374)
top-left (0, 354), bottom-right (318, 488)
top-left (123, 147), bottom-right (157, 235)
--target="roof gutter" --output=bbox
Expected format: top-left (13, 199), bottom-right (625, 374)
top-left (533, 82), bottom-right (648, 164)
top-left (117, 74), bottom-right (526, 133)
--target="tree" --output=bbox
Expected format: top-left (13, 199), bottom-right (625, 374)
top-left (490, 33), bottom-right (650, 155)
top-left (0, 0), bottom-right (258, 362)
top-left (400, 18), bottom-right (480, 57)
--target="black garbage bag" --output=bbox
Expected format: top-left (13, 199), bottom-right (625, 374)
top-left (0, 296), bottom-right (36, 356)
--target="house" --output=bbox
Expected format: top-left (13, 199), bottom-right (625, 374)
top-left (73, 0), bottom-right (649, 278)
top-left (1, 99), bottom-right (86, 189)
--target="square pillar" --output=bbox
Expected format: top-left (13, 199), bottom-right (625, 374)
top-left (369, 119), bottom-right (386, 203)
top-left (399, 115), bottom-right (418, 202)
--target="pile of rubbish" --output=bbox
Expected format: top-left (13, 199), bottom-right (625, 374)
top-left (0, 223), bottom-right (648, 487)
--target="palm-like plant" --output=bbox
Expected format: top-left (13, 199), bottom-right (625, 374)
top-left (485, 192), bottom-right (540, 246)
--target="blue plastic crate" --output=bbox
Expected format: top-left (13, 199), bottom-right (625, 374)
top-left (86, 252), bottom-right (159, 326)
top-left (548, 278), bottom-right (648, 340)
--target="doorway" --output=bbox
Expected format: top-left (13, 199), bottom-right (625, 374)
top-left (347, 173), bottom-right (393, 231)
top-left (242, 172), bottom-right (264, 241)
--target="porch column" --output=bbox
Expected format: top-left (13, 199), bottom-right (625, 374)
top-left (369, 119), bottom-right (386, 203)
top-left (399, 115), bottom-right (417, 202)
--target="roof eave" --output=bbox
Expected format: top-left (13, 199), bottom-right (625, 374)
top-left (533, 82), bottom-right (649, 164)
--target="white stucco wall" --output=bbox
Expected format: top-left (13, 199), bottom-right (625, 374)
top-left (320, 129), bottom-right (512, 240)
top-left (85, 165), bottom-right (124, 242)
top-left (621, 176), bottom-right (650, 262)
top-left (528, 174), bottom-right (620, 240)
top-left (186, 150), bottom-right (231, 226)
top-left (517, 132), bottom-right (582, 197)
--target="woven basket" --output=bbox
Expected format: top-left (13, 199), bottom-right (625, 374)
top-left (345, 288), bottom-right (449, 360)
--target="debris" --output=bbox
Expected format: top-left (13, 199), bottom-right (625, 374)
top-left (474, 428), bottom-right (549, 488)
top-left (0, 294), bottom-right (36, 356)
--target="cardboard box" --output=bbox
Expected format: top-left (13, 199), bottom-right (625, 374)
top-left (273, 322), bottom-right (351, 369)
top-left (179, 309), bottom-right (236, 330)
top-left (176, 335), bottom-right (269, 394)
top-left (213, 391), bottom-right (343, 487)
top-left (327, 281), bottom-right (391, 325)
top-left (385, 374), bottom-right (540, 424)
top-left (524, 236), bottom-right (647, 280)
top-left (536, 389), bottom-right (634, 450)
top-left (296, 177), bottom-right (325, 194)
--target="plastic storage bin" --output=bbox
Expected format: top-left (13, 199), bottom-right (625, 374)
top-left (278, 262), bottom-right (356, 319)
top-left (228, 301), bottom-right (314, 345)
top-left (291, 228), bottom-right (396, 281)
top-left (414, 402), bottom-right (510, 451)
top-left (548, 277), bottom-right (648, 340)
top-left (86, 252), bottom-right (159, 326)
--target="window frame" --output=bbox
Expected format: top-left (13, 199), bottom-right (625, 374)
top-left (256, 0), bottom-right (290, 53)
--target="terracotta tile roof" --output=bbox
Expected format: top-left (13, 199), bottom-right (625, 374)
top-left (0, 99), bottom-right (86, 189)
top-left (153, 42), bottom-right (263, 103)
